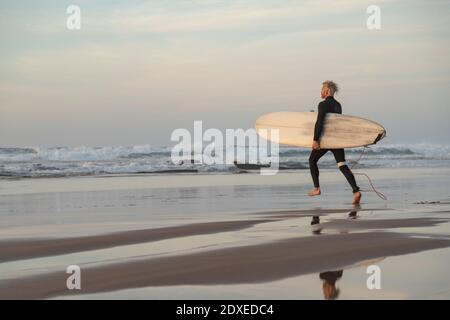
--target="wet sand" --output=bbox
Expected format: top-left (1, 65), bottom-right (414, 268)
top-left (1, 168), bottom-right (450, 299)
top-left (0, 219), bottom-right (275, 263)
top-left (1, 230), bottom-right (449, 299)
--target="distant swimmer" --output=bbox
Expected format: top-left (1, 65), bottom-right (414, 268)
top-left (308, 81), bottom-right (362, 205)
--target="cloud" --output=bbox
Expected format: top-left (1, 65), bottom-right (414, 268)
top-left (1, 0), bottom-right (449, 146)
top-left (9, 0), bottom-right (377, 36)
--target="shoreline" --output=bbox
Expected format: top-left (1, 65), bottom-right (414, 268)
top-left (2, 167), bottom-right (450, 196)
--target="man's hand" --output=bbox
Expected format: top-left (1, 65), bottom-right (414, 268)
top-left (312, 140), bottom-right (320, 150)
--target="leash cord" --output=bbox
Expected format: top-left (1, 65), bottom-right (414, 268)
top-left (350, 146), bottom-right (387, 200)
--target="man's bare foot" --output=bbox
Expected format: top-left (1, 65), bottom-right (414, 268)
top-left (352, 191), bottom-right (362, 205)
top-left (308, 188), bottom-right (321, 196)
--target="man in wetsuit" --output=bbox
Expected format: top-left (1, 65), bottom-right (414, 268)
top-left (308, 81), bottom-right (361, 205)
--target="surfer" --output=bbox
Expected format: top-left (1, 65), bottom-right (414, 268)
top-left (308, 81), bottom-right (362, 205)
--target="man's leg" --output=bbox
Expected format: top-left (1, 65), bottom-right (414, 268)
top-left (331, 149), bottom-right (362, 204)
top-left (308, 149), bottom-right (328, 196)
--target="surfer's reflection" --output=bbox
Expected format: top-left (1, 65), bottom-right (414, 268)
top-left (348, 210), bottom-right (358, 219)
top-left (310, 215), bottom-right (322, 234)
top-left (310, 205), bottom-right (361, 234)
top-left (311, 206), bottom-right (360, 298)
top-left (349, 204), bottom-right (360, 219)
top-left (311, 215), bottom-right (320, 225)
top-left (319, 270), bottom-right (343, 300)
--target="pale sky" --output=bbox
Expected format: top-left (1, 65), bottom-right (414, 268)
top-left (1, 0), bottom-right (449, 147)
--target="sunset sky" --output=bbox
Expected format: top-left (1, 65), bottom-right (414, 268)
top-left (1, 0), bottom-right (449, 147)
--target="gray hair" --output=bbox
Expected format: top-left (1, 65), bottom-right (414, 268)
top-left (322, 80), bottom-right (339, 95)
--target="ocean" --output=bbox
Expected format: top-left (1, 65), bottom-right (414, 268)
top-left (1, 143), bottom-right (450, 179)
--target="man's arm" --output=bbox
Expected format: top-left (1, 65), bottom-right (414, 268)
top-left (313, 102), bottom-right (326, 142)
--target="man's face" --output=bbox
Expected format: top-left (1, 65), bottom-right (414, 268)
top-left (321, 85), bottom-right (329, 99)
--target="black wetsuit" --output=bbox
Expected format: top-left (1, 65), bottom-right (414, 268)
top-left (309, 96), bottom-right (360, 193)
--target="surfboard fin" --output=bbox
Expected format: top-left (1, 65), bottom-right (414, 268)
top-left (373, 131), bottom-right (385, 145)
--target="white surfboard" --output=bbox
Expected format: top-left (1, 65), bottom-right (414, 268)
top-left (255, 112), bottom-right (386, 149)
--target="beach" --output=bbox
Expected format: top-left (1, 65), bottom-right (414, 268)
top-left (1, 0), bottom-right (449, 305)
top-left (1, 167), bottom-right (450, 299)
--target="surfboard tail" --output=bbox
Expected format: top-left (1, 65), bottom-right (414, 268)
top-left (373, 130), bottom-right (386, 145)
